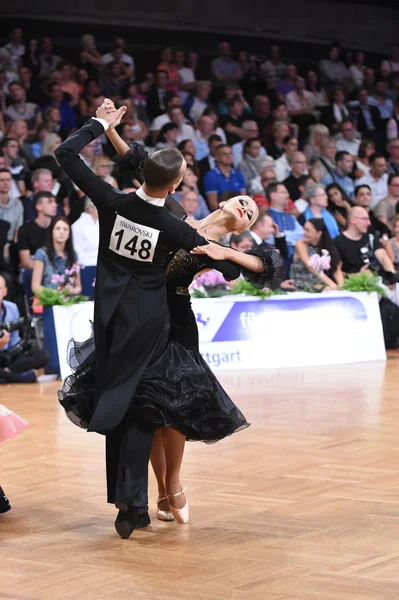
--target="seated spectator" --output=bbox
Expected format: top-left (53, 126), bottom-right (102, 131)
top-left (5, 82), bottom-right (42, 139)
top-left (7, 120), bottom-right (35, 167)
top-left (319, 44), bottom-right (350, 93)
top-left (79, 34), bottom-right (102, 76)
top-left (92, 155), bottom-right (119, 189)
top-left (303, 124), bottom-right (330, 165)
top-left (355, 153), bottom-right (388, 209)
top-left (71, 197), bottom-right (99, 266)
top-left (43, 83), bottom-right (77, 133)
top-left (18, 191), bottom-right (57, 269)
top-left (38, 37), bottom-right (61, 80)
top-left (251, 95), bottom-right (273, 147)
top-left (310, 138), bottom-right (337, 183)
top-left (266, 182), bottom-right (304, 258)
top-left (267, 121), bottom-right (291, 160)
top-left (29, 123), bottom-right (48, 159)
top-left (43, 106), bottom-right (68, 139)
top-left (157, 46), bottom-right (181, 94)
top-left (320, 87), bottom-right (350, 134)
top-left (121, 82), bottom-right (148, 125)
top-left (230, 231), bottom-right (254, 252)
top-left (232, 120), bottom-right (265, 167)
top-left (300, 181), bottom-right (340, 239)
top-left (0, 68), bottom-right (18, 97)
top-left (18, 65), bottom-right (44, 105)
top-left (102, 37), bottom-right (135, 71)
top-left (0, 28), bottom-right (25, 74)
top-left (203, 144), bottom-right (246, 211)
top-left (102, 61), bottom-right (129, 103)
top-left (326, 183), bottom-right (353, 231)
top-left (249, 211), bottom-right (288, 259)
top-left (0, 168), bottom-right (23, 243)
top-left (369, 80), bottom-right (394, 121)
top-left (374, 174), bottom-right (399, 230)
top-left (322, 150), bottom-right (355, 199)
top-left (32, 217), bottom-right (81, 294)
top-left (349, 50), bottom-right (366, 89)
top-left (155, 122), bottom-right (179, 150)
top-left (350, 88), bottom-right (383, 138)
top-left (238, 138), bottom-right (272, 194)
top-left (175, 50), bottom-right (197, 105)
top-left (178, 139), bottom-right (196, 156)
top-left (22, 167), bottom-right (66, 222)
top-left (285, 75), bottom-right (316, 140)
top-left (334, 206), bottom-right (395, 274)
top-left (58, 61), bottom-right (81, 107)
top-left (259, 45), bottom-right (286, 91)
top-left (150, 95), bottom-right (182, 143)
top-left (386, 137), bottom-right (399, 176)
top-left (0, 274), bottom-right (49, 384)
top-left (283, 152), bottom-right (308, 201)
top-left (355, 139), bottom-right (375, 178)
top-left (387, 101), bottom-right (399, 141)
top-left (274, 135), bottom-right (299, 181)
top-left (306, 70), bottom-right (329, 109)
top-left (354, 184), bottom-right (391, 239)
top-left (386, 214), bottom-right (399, 268)
top-left (183, 81), bottom-right (212, 124)
top-left (146, 70), bottom-right (176, 122)
top-left (211, 42), bottom-right (242, 83)
top-left (173, 167), bottom-right (210, 219)
top-left (1, 137), bottom-right (28, 198)
top-left (293, 174), bottom-right (313, 214)
top-left (219, 98), bottom-right (246, 145)
top-left (335, 118), bottom-right (361, 156)
top-left (194, 115), bottom-right (226, 161)
top-left (79, 79), bottom-right (102, 119)
top-left (197, 133), bottom-right (223, 181)
top-left (179, 190), bottom-right (200, 219)
top-left (290, 218), bottom-right (343, 290)
top-left (275, 64), bottom-right (297, 100)
top-left (23, 38), bottom-right (40, 79)
top-left (168, 106), bottom-right (195, 143)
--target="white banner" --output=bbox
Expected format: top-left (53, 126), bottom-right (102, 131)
top-left (53, 292), bottom-right (386, 380)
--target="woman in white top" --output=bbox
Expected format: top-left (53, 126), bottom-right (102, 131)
top-left (354, 139), bottom-right (375, 179)
top-left (349, 51), bottom-right (366, 89)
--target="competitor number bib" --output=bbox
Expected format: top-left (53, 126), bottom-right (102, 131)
top-left (109, 215), bottom-right (160, 262)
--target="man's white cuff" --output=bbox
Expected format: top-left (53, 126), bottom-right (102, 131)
top-left (92, 117), bottom-right (109, 131)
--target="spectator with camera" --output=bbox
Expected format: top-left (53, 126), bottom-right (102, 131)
top-left (0, 274), bottom-right (49, 383)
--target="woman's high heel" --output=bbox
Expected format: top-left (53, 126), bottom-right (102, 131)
top-left (157, 496), bottom-right (175, 522)
top-left (168, 487), bottom-right (189, 524)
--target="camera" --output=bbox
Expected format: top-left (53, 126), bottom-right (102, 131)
top-left (0, 317), bottom-right (27, 339)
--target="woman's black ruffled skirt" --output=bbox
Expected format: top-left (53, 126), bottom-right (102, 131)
top-left (58, 336), bottom-right (249, 443)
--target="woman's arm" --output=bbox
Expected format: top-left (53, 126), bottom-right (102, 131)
top-left (191, 242), bottom-right (264, 272)
top-left (105, 126), bottom-right (131, 157)
top-left (333, 263), bottom-right (345, 287)
top-left (31, 259), bottom-right (45, 294)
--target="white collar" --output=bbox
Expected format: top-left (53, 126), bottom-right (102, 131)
top-left (250, 231), bottom-right (263, 245)
top-left (136, 186), bottom-right (166, 207)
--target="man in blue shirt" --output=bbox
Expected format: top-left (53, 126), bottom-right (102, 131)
top-left (266, 182), bottom-right (304, 258)
top-left (42, 83), bottom-right (76, 133)
top-left (203, 144), bottom-right (246, 211)
top-left (301, 182), bottom-right (340, 239)
top-left (322, 151), bottom-right (355, 199)
top-left (0, 275), bottom-right (49, 383)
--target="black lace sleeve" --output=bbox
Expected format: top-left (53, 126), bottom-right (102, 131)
top-left (242, 246), bottom-right (286, 289)
top-left (112, 143), bottom-right (148, 184)
top-left (202, 255), bottom-right (241, 281)
top-left (165, 195), bottom-right (188, 220)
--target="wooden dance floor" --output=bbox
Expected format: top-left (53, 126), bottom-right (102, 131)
top-left (2, 355), bottom-right (399, 600)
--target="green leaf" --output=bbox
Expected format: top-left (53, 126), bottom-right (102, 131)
top-left (342, 272), bottom-right (386, 295)
top-left (35, 288), bottom-right (90, 306)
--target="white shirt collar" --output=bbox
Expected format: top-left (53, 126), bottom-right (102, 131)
top-left (250, 231), bottom-right (263, 245)
top-left (136, 186), bottom-right (166, 207)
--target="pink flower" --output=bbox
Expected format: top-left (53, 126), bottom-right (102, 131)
top-left (308, 250), bottom-right (331, 273)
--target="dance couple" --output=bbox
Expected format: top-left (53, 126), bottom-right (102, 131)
top-left (56, 100), bottom-right (284, 538)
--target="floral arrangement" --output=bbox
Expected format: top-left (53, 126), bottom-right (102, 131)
top-left (190, 270), bottom-right (231, 298)
top-left (35, 265), bottom-right (89, 307)
top-left (308, 249), bottom-right (331, 274)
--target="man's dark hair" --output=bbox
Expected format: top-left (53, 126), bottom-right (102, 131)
top-left (388, 173), bottom-right (399, 185)
top-left (47, 82), bottom-right (60, 92)
top-left (283, 135), bottom-right (296, 146)
top-left (298, 174), bottom-right (313, 187)
top-left (358, 139), bottom-right (374, 159)
top-left (265, 182), bottom-right (281, 203)
top-left (142, 148), bottom-right (184, 188)
top-left (8, 81), bottom-right (23, 92)
top-left (208, 134), bottom-right (222, 145)
top-left (369, 152), bottom-right (386, 165)
top-left (0, 168), bottom-right (11, 176)
top-left (341, 117), bottom-right (354, 127)
top-left (335, 150), bottom-right (351, 163)
top-left (251, 211), bottom-right (270, 230)
top-left (215, 144), bottom-right (231, 155)
top-left (230, 231), bottom-right (253, 248)
top-left (0, 137), bottom-right (17, 150)
top-left (227, 97), bottom-right (242, 109)
top-left (33, 191), bottom-right (55, 209)
top-left (354, 184), bottom-right (371, 196)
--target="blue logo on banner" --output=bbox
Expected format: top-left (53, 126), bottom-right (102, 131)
top-left (211, 297), bottom-right (367, 342)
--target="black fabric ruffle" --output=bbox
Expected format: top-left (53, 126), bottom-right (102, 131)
top-left (58, 336), bottom-right (249, 443)
top-left (243, 246), bottom-right (285, 289)
top-left (112, 143), bottom-right (148, 183)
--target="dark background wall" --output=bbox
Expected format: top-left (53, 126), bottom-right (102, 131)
top-left (2, 0), bottom-right (399, 54)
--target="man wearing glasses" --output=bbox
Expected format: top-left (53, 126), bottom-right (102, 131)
top-left (335, 119), bottom-right (361, 156)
